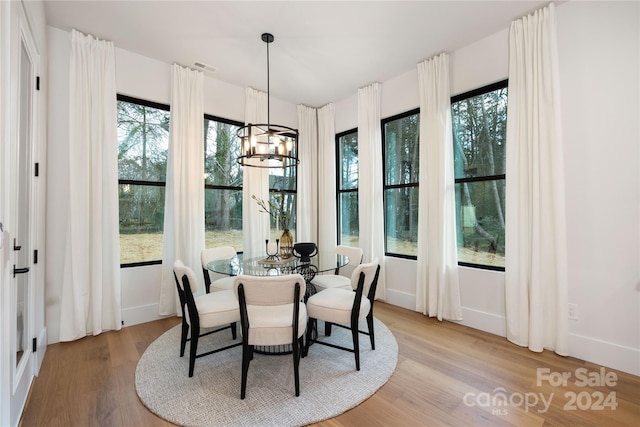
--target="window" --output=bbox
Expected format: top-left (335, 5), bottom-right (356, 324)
top-left (451, 80), bottom-right (507, 269)
top-left (117, 95), bottom-right (170, 266)
top-left (204, 115), bottom-right (244, 252)
top-left (336, 129), bottom-right (359, 246)
top-left (382, 109), bottom-right (420, 258)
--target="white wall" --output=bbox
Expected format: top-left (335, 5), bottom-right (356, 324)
top-left (45, 26), bottom-right (297, 343)
top-left (335, 1), bottom-right (639, 375)
top-left (45, 1), bottom-right (639, 375)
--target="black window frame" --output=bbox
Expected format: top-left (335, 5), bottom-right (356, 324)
top-left (451, 79), bottom-right (508, 272)
top-left (203, 113), bottom-right (245, 253)
top-left (117, 94), bottom-right (170, 268)
top-left (335, 128), bottom-right (359, 245)
top-left (381, 108), bottom-right (420, 260)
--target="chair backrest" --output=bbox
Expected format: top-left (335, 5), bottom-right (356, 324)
top-left (201, 246), bottom-right (237, 292)
top-left (233, 274), bottom-right (306, 306)
top-left (173, 260), bottom-right (200, 327)
top-left (201, 246), bottom-right (237, 267)
top-left (335, 245), bottom-right (363, 278)
top-left (350, 258), bottom-right (380, 297)
top-left (174, 260), bottom-right (199, 294)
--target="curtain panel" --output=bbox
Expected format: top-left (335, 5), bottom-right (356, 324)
top-left (242, 87), bottom-right (270, 258)
top-left (357, 83), bottom-right (386, 299)
top-left (505, 3), bottom-right (569, 355)
top-left (415, 53), bottom-right (462, 321)
top-left (296, 105), bottom-right (318, 242)
top-left (317, 103), bottom-right (337, 253)
top-left (59, 29), bottom-right (121, 341)
top-left (159, 64), bottom-right (205, 315)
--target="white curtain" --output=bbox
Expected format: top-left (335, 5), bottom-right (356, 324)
top-left (242, 87), bottom-right (270, 258)
top-left (59, 30), bottom-right (121, 341)
top-left (415, 54), bottom-right (462, 321)
top-left (505, 3), bottom-right (569, 355)
top-left (317, 103), bottom-right (337, 252)
top-left (357, 83), bottom-right (386, 299)
top-left (159, 64), bottom-right (205, 315)
top-left (296, 105), bottom-right (318, 242)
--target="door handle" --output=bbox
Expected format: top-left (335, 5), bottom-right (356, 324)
top-left (13, 238), bottom-right (21, 251)
top-left (13, 265), bottom-right (29, 278)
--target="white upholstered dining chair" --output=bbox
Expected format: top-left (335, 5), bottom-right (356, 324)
top-left (305, 258), bottom-right (380, 371)
top-left (310, 245), bottom-right (363, 292)
top-left (173, 260), bottom-right (241, 377)
top-left (201, 246), bottom-right (237, 293)
top-left (233, 274), bottom-right (308, 399)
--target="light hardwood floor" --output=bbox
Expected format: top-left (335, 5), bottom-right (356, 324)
top-left (20, 302), bottom-right (640, 426)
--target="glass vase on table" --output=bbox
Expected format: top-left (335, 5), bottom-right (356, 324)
top-left (265, 239), bottom-right (279, 261)
top-left (279, 229), bottom-right (294, 259)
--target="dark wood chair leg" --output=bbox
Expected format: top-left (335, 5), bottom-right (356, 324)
top-left (304, 318), bottom-right (315, 357)
top-left (231, 321), bottom-right (237, 340)
top-left (188, 331), bottom-right (199, 377)
top-left (293, 336), bottom-right (300, 397)
top-left (367, 312), bottom-right (375, 350)
top-left (180, 319), bottom-right (189, 357)
top-left (324, 321), bottom-right (332, 336)
top-left (351, 318), bottom-right (360, 371)
top-left (240, 343), bottom-right (251, 399)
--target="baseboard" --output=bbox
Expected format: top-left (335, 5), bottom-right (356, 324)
top-left (568, 332), bottom-right (640, 376)
top-left (453, 306), bottom-right (507, 338)
top-left (122, 303), bottom-right (176, 327)
top-left (381, 288), bottom-right (415, 310)
top-left (35, 327), bottom-right (47, 375)
top-left (383, 298), bottom-right (640, 377)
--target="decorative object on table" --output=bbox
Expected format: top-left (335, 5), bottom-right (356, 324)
top-left (279, 228), bottom-right (294, 259)
top-left (135, 316), bottom-right (397, 426)
top-left (292, 242), bottom-right (318, 264)
top-left (251, 193), bottom-right (294, 259)
top-left (236, 33), bottom-right (299, 169)
top-left (265, 239), bottom-right (279, 261)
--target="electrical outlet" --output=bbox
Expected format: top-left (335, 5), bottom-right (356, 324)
top-left (568, 303), bottom-right (578, 320)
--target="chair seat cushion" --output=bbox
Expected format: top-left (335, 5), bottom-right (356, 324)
top-left (194, 290), bottom-right (240, 328)
top-left (306, 288), bottom-right (371, 325)
top-left (211, 276), bottom-right (236, 291)
top-left (246, 303), bottom-right (307, 346)
top-left (311, 274), bottom-right (352, 292)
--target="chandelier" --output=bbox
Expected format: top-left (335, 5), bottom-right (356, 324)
top-left (237, 33), bottom-right (299, 168)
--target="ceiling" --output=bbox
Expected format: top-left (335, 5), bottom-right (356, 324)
top-left (43, 0), bottom-right (549, 107)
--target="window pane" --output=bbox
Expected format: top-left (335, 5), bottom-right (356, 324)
top-left (205, 188), bottom-right (243, 252)
top-left (269, 166), bottom-right (296, 192)
top-left (204, 119), bottom-right (242, 186)
top-left (267, 191), bottom-right (296, 231)
top-left (384, 113), bottom-right (419, 186)
top-left (338, 132), bottom-right (358, 190)
top-left (338, 192), bottom-right (359, 245)
top-left (452, 87), bottom-right (507, 179)
top-left (455, 180), bottom-right (505, 267)
top-left (119, 184), bottom-right (165, 263)
top-left (385, 187), bottom-right (419, 256)
top-left (117, 101), bottom-right (169, 181)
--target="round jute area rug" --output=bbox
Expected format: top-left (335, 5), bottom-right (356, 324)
top-left (135, 318), bottom-right (397, 427)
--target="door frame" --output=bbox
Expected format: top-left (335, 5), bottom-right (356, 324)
top-left (0, 1), bottom-right (46, 426)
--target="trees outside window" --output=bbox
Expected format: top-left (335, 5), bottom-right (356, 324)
top-left (204, 115), bottom-right (244, 251)
top-left (117, 95), bottom-right (170, 265)
top-left (382, 109), bottom-right (420, 257)
top-left (451, 80), bottom-right (507, 269)
top-left (336, 130), bottom-right (359, 247)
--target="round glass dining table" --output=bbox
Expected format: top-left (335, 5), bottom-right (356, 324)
top-left (207, 250), bottom-right (348, 280)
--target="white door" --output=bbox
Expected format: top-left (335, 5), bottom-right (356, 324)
top-left (1, 2), bottom-right (40, 425)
